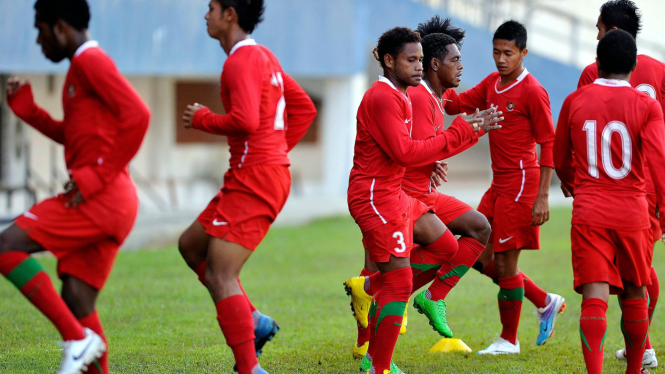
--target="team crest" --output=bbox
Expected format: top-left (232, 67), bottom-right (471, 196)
top-left (506, 100), bottom-right (516, 111)
top-left (67, 85), bottom-right (76, 98)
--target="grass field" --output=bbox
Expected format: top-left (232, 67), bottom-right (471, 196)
top-left (0, 207), bottom-right (663, 373)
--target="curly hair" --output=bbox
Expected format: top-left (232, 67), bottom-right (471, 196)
top-left (34, 0), bottom-right (91, 31)
top-left (597, 29), bottom-right (636, 74)
top-left (416, 15), bottom-right (466, 47)
top-left (373, 27), bottom-right (421, 69)
top-left (421, 33), bottom-right (457, 73)
top-left (216, 0), bottom-right (265, 34)
top-left (600, 0), bottom-right (641, 39)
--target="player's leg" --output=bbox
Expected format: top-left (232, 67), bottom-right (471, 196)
top-left (352, 250), bottom-right (378, 359)
top-left (580, 282), bottom-right (610, 374)
top-left (491, 249), bottom-right (523, 352)
top-left (620, 281), bottom-right (649, 374)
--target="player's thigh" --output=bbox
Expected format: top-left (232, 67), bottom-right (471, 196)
top-left (0, 223), bottom-right (43, 254)
top-left (178, 220), bottom-right (210, 268)
top-left (571, 225), bottom-right (623, 295)
top-left (206, 238), bottom-right (253, 301)
top-left (492, 196), bottom-right (539, 252)
top-left (446, 209), bottom-right (491, 242)
top-left (414, 212), bottom-right (447, 246)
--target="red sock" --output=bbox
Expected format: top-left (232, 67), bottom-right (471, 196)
top-left (521, 271), bottom-right (548, 309)
top-left (215, 295), bottom-right (257, 374)
top-left (365, 271), bottom-right (384, 296)
top-left (0, 252), bottom-right (85, 341)
top-left (366, 290), bottom-right (380, 361)
top-left (237, 278), bottom-right (257, 313)
top-left (409, 244), bottom-right (440, 293)
top-left (645, 267), bottom-right (659, 350)
top-left (357, 268), bottom-right (377, 347)
top-left (481, 260), bottom-right (498, 284)
top-left (621, 297), bottom-right (649, 374)
top-left (371, 268), bottom-right (411, 372)
top-left (79, 311), bottom-right (108, 374)
top-left (497, 274), bottom-right (524, 345)
top-left (427, 236), bottom-right (483, 301)
top-left (580, 298), bottom-right (608, 374)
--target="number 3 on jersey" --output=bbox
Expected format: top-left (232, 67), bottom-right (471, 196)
top-left (271, 72), bottom-right (286, 130)
top-left (393, 231), bottom-right (406, 253)
top-left (583, 120), bottom-right (632, 179)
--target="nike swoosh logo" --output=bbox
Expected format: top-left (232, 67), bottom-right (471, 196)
top-left (212, 219), bottom-right (228, 226)
top-left (73, 339), bottom-right (94, 361)
top-left (499, 237), bottom-right (513, 244)
top-left (405, 118), bottom-right (412, 124)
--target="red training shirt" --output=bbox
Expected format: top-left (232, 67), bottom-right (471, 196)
top-left (554, 78), bottom-right (665, 232)
top-left (446, 69), bottom-right (555, 203)
top-left (192, 39), bottom-right (317, 168)
top-left (7, 41), bottom-right (150, 241)
top-left (402, 81), bottom-right (485, 193)
top-left (348, 76), bottom-right (477, 233)
top-left (578, 55), bottom-right (665, 195)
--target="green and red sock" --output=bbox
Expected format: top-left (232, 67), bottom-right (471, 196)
top-left (0, 251), bottom-right (84, 341)
top-left (580, 298), bottom-right (607, 374)
top-left (621, 297), bottom-right (649, 374)
top-left (497, 274), bottom-right (524, 345)
top-left (78, 310), bottom-right (108, 374)
top-left (427, 236), bottom-right (483, 301)
top-left (215, 295), bottom-right (257, 374)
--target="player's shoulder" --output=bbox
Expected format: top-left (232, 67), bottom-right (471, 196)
top-left (367, 80), bottom-right (406, 105)
top-left (72, 45), bottom-right (114, 68)
top-left (581, 62), bottom-right (598, 75)
top-left (638, 54), bottom-right (665, 68)
top-left (407, 83), bottom-right (429, 101)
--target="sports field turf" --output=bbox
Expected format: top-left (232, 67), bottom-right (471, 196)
top-left (0, 207), bottom-right (663, 373)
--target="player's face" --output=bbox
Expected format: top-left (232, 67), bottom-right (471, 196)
top-left (34, 18), bottom-right (67, 63)
top-left (492, 39), bottom-right (526, 77)
top-left (596, 15), bottom-right (609, 40)
top-left (436, 43), bottom-right (463, 88)
top-left (205, 0), bottom-right (229, 39)
top-left (391, 42), bottom-right (424, 87)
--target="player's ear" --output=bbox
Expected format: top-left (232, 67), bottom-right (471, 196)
top-left (384, 53), bottom-right (395, 70)
top-left (521, 47), bottom-right (528, 60)
top-left (222, 5), bottom-right (237, 22)
top-left (431, 58), bottom-right (439, 72)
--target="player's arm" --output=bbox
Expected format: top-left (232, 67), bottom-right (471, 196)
top-left (369, 94), bottom-right (477, 167)
top-left (6, 78), bottom-right (64, 144)
top-left (531, 86), bottom-right (556, 225)
top-left (553, 96), bottom-right (575, 196)
top-left (69, 54), bottom-right (151, 201)
top-left (445, 80), bottom-right (489, 115)
top-left (577, 64), bottom-right (596, 89)
top-left (641, 100), bottom-right (665, 236)
top-left (282, 73), bottom-right (317, 151)
top-left (189, 60), bottom-right (262, 136)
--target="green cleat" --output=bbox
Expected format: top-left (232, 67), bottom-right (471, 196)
top-left (359, 354), bottom-right (405, 374)
top-left (413, 290), bottom-right (453, 338)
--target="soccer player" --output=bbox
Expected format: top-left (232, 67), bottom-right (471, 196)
top-left (554, 29), bottom-right (665, 374)
top-left (346, 26), bottom-right (502, 374)
top-left (444, 20), bottom-right (565, 354)
top-left (577, 1), bottom-right (662, 367)
top-left (1, 1), bottom-right (150, 373)
top-left (176, 1), bottom-right (316, 373)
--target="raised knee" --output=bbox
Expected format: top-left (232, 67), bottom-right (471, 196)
top-left (468, 212), bottom-right (491, 244)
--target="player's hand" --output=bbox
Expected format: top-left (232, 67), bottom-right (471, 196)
top-left (183, 103), bottom-right (206, 128)
top-left (6, 77), bottom-right (28, 97)
top-left (478, 105), bottom-right (504, 132)
top-left (531, 194), bottom-right (550, 226)
top-left (63, 180), bottom-right (84, 208)
top-left (461, 109), bottom-right (484, 133)
top-left (560, 182), bottom-right (573, 198)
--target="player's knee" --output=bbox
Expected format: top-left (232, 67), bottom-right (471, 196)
top-left (177, 233), bottom-right (200, 268)
top-left (61, 288), bottom-right (95, 318)
top-left (0, 229), bottom-right (20, 254)
top-left (204, 265), bottom-right (238, 293)
top-left (464, 211), bottom-right (492, 244)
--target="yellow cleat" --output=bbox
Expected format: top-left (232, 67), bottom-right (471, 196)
top-left (353, 341), bottom-right (369, 359)
top-left (344, 276), bottom-right (372, 328)
top-left (399, 298), bottom-right (409, 335)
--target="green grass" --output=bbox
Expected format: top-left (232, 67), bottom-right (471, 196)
top-left (0, 207), bottom-right (663, 373)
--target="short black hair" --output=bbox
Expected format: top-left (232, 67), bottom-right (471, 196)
top-left (600, 0), bottom-right (641, 39)
top-left (416, 15), bottom-right (466, 47)
top-left (421, 33), bottom-right (458, 73)
top-left (34, 0), bottom-right (90, 31)
top-left (216, 0), bottom-right (265, 34)
top-left (373, 27), bottom-right (421, 69)
top-left (597, 29), bottom-right (636, 75)
top-left (493, 20), bottom-right (527, 51)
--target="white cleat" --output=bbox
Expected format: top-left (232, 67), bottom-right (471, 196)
top-left (57, 328), bottom-right (106, 374)
top-left (615, 347), bottom-right (658, 368)
top-left (477, 337), bottom-right (520, 355)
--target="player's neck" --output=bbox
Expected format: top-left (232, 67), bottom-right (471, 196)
top-left (423, 75), bottom-right (448, 99)
top-left (383, 71), bottom-right (408, 95)
top-left (499, 65), bottom-right (525, 87)
top-left (65, 31), bottom-right (90, 60)
top-left (598, 72), bottom-right (631, 81)
top-left (220, 28), bottom-right (251, 56)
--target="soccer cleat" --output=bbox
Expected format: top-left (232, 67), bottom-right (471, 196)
top-left (413, 290), bottom-right (453, 338)
top-left (360, 354), bottom-right (405, 374)
top-left (641, 369), bottom-right (651, 374)
top-left (615, 347), bottom-right (658, 368)
top-left (56, 328), bottom-right (106, 374)
top-left (353, 341), bottom-right (369, 359)
top-left (253, 365), bottom-right (270, 373)
top-left (233, 314), bottom-right (280, 371)
top-left (344, 277), bottom-right (373, 328)
top-left (399, 299), bottom-right (408, 335)
top-left (477, 337), bottom-right (520, 355)
top-left (536, 293), bottom-right (565, 345)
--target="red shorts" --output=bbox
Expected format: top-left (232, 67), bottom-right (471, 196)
top-left (362, 197), bottom-right (429, 263)
top-left (571, 224), bottom-right (652, 294)
top-left (14, 197), bottom-right (120, 290)
top-left (647, 194), bottom-right (662, 243)
top-left (477, 186), bottom-right (539, 252)
top-left (197, 164), bottom-right (290, 251)
top-left (403, 188), bottom-right (473, 225)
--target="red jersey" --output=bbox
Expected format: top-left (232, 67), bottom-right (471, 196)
top-left (7, 41), bottom-right (150, 241)
top-left (192, 39), bottom-right (316, 168)
top-left (348, 76), bottom-right (476, 232)
top-left (554, 78), bottom-right (665, 232)
top-left (402, 82), bottom-right (485, 193)
top-left (446, 69), bottom-right (555, 203)
top-left (578, 54), bottom-right (665, 195)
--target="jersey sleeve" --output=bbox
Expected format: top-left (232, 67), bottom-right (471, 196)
top-left (660, 66), bottom-right (665, 118)
top-left (577, 64), bottom-right (596, 89)
top-left (282, 73), bottom-right (317, 151)
top-left (7, 84), bottom-right (64, 144)
top-left (641, 99), bottom-right (665, 232)
top-left (69, 53), bottom-right (151, 199)
top-left (368, 92), bottom-right (476, 167)
top-left (449, 79), bottom-right (489, 115)
top-left (553, 95), bottom-right (575, 194)
top-left (192, 57), bottom-right (263, 136)
top-left (530, 85), bottom-right (556, 168)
